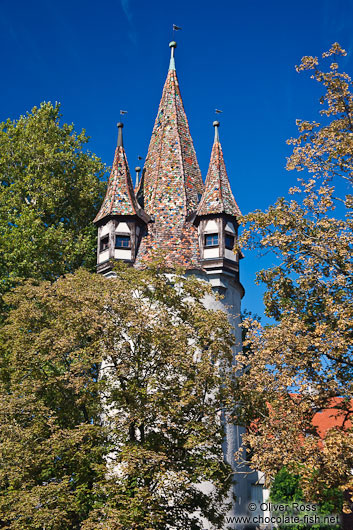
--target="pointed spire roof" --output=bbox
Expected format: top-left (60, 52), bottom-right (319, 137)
top-left (197, 121), bottom-right (241, 217)
top-left (141, 41), bottom-right (203, 224)
top-left (94, 123), bottom-right (141, 223)
top-left (135, 41), bottom-right (203, 268)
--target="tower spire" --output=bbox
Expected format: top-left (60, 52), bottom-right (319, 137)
top-left (135, 41), bottom-right (203, 268)
top-left (93, 123), bottom-right (140, 223)
top-left (197, 121), bottom-right (240, 217)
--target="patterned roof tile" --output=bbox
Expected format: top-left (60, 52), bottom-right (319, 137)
top-left (135, 44), bottom-right (203, 269)
top-left (197, 125), bottom-right (241, 217)
top-left (94, 128), bottom-right (139, 223)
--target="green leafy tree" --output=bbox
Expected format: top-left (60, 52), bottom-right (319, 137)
top-left (0, 102), bottom-right (106, 307)
top-left (270, 467), bottom-right (342, 529)
top-left (233, 43), bottom-right (353, 510)
top-left (0, 263), bottom-right (235, 530)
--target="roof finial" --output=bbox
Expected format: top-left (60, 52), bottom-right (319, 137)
top-left (169, 41), bottom-right (177, 71)
top-left (135, 166), bottom-right (141, 188)
top-left (117, 122), bottom-right (124, 147)
top-left (213, 120), bottom-right (220, 143)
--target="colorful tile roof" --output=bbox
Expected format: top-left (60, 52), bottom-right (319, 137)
top-left (135, 42), bottom-right (203, 268)
top-left (94, 124), bottom-right (140, 223)
top-left (135, 221), bottom-right (201, 269)
top-left (95, 44), bottom-right (242, 271)
top-left (197, 122), bottom-right (241, 217)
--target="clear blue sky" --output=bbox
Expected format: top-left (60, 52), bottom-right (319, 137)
top-left (2, 0), bottom-right (353, 318)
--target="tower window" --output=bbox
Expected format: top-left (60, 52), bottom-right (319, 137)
top-left (115, 235), bottom-right (130, 249)
top-left (205, 234), bottom-right (218, 247)
top-left (100, 236), bottom-right (109, 252)
top-left (225, 234), bottom-right (235, 250)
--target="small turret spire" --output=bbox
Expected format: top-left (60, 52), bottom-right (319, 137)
top-left (169, 41), bottom-right (177, 71)
top-left (196, 121), bottom-right (240, 217)
top-left (117, 122), bottom-right (124, 147)
top-left (93, 123), bottom-right (140, 223)
top-left (213, 120), bottom-right (220, 143)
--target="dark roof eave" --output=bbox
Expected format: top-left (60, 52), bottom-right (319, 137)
top-left (93, 208), bottom-right (151, 227)
top-left (193, 211), bottom-right (240, 226)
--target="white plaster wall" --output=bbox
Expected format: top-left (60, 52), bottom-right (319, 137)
top-left (188, 270), bottom-right (250, 528)
top-left (204, 219), bottom-right (219, 233)
top-left (209, 277), bottom-right (249, 525)
top-left (114, 249), bottom-right (132, 260)
top-left (225, 248), bottom-right (236, 261)
top-left (98, 249), bottom-right (110, 263)
top-left (204, 247), bottom-right (220, 259)
top-left (101, 222), bottom-right (113, 237)
top-left (116, 222), bottom-right (131, 233)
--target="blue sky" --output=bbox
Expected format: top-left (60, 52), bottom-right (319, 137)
top-left (1, 0), bottom-right (353, 318)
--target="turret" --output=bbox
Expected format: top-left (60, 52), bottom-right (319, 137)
top-left (93, 122), bottom-right (150, 276)
top-left (194, 121), bottom-right (243, 289)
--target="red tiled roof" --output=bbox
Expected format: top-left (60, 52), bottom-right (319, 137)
top-left (261, 395), bottom-right (353, 440)
top-left (312, 398), bottom-right (352, 438)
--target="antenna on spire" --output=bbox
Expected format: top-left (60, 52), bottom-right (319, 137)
top-left (213, 121), bottom-right (220, 142)
top-left (117, 122), bottom-right (124, 147)
top-left (169, 41), bottom-right (177, 71)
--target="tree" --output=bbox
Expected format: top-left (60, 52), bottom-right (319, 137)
top-left (234, 43), bottom-right (353, 510)
top-left (0, 102), bottom-right (106, 309)
top-left (0, 263), bottom-right (235, 529)
top-left (270, 467), bottom-right (342, 529)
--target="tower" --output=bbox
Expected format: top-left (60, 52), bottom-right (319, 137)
top-left (94, 41), bottom-right (259, 526)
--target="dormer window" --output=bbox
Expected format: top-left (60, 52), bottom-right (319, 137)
top-left (115, 235), bottom-right (130, 249)
top-left (205, 234), bottom-right (218, 247)
top-left (225, 234), bottom-right (235, 250)
top-left (100, 236), bottom-right (109, 252)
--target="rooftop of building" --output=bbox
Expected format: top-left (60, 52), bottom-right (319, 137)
top-left (95, 41), bottom-right (242, 270)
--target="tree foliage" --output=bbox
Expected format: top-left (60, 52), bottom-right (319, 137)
top-left (270, 467), bottom-right (342, 529)
top-left (0, 264), bottom-right (235, 529)
top-left (0, 102), bottom-right (106, 307)
top-left (234, 43), bottom-right (353, 509)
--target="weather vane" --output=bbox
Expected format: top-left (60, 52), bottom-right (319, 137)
top-left (172, 24), bottom-right (182, 38)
